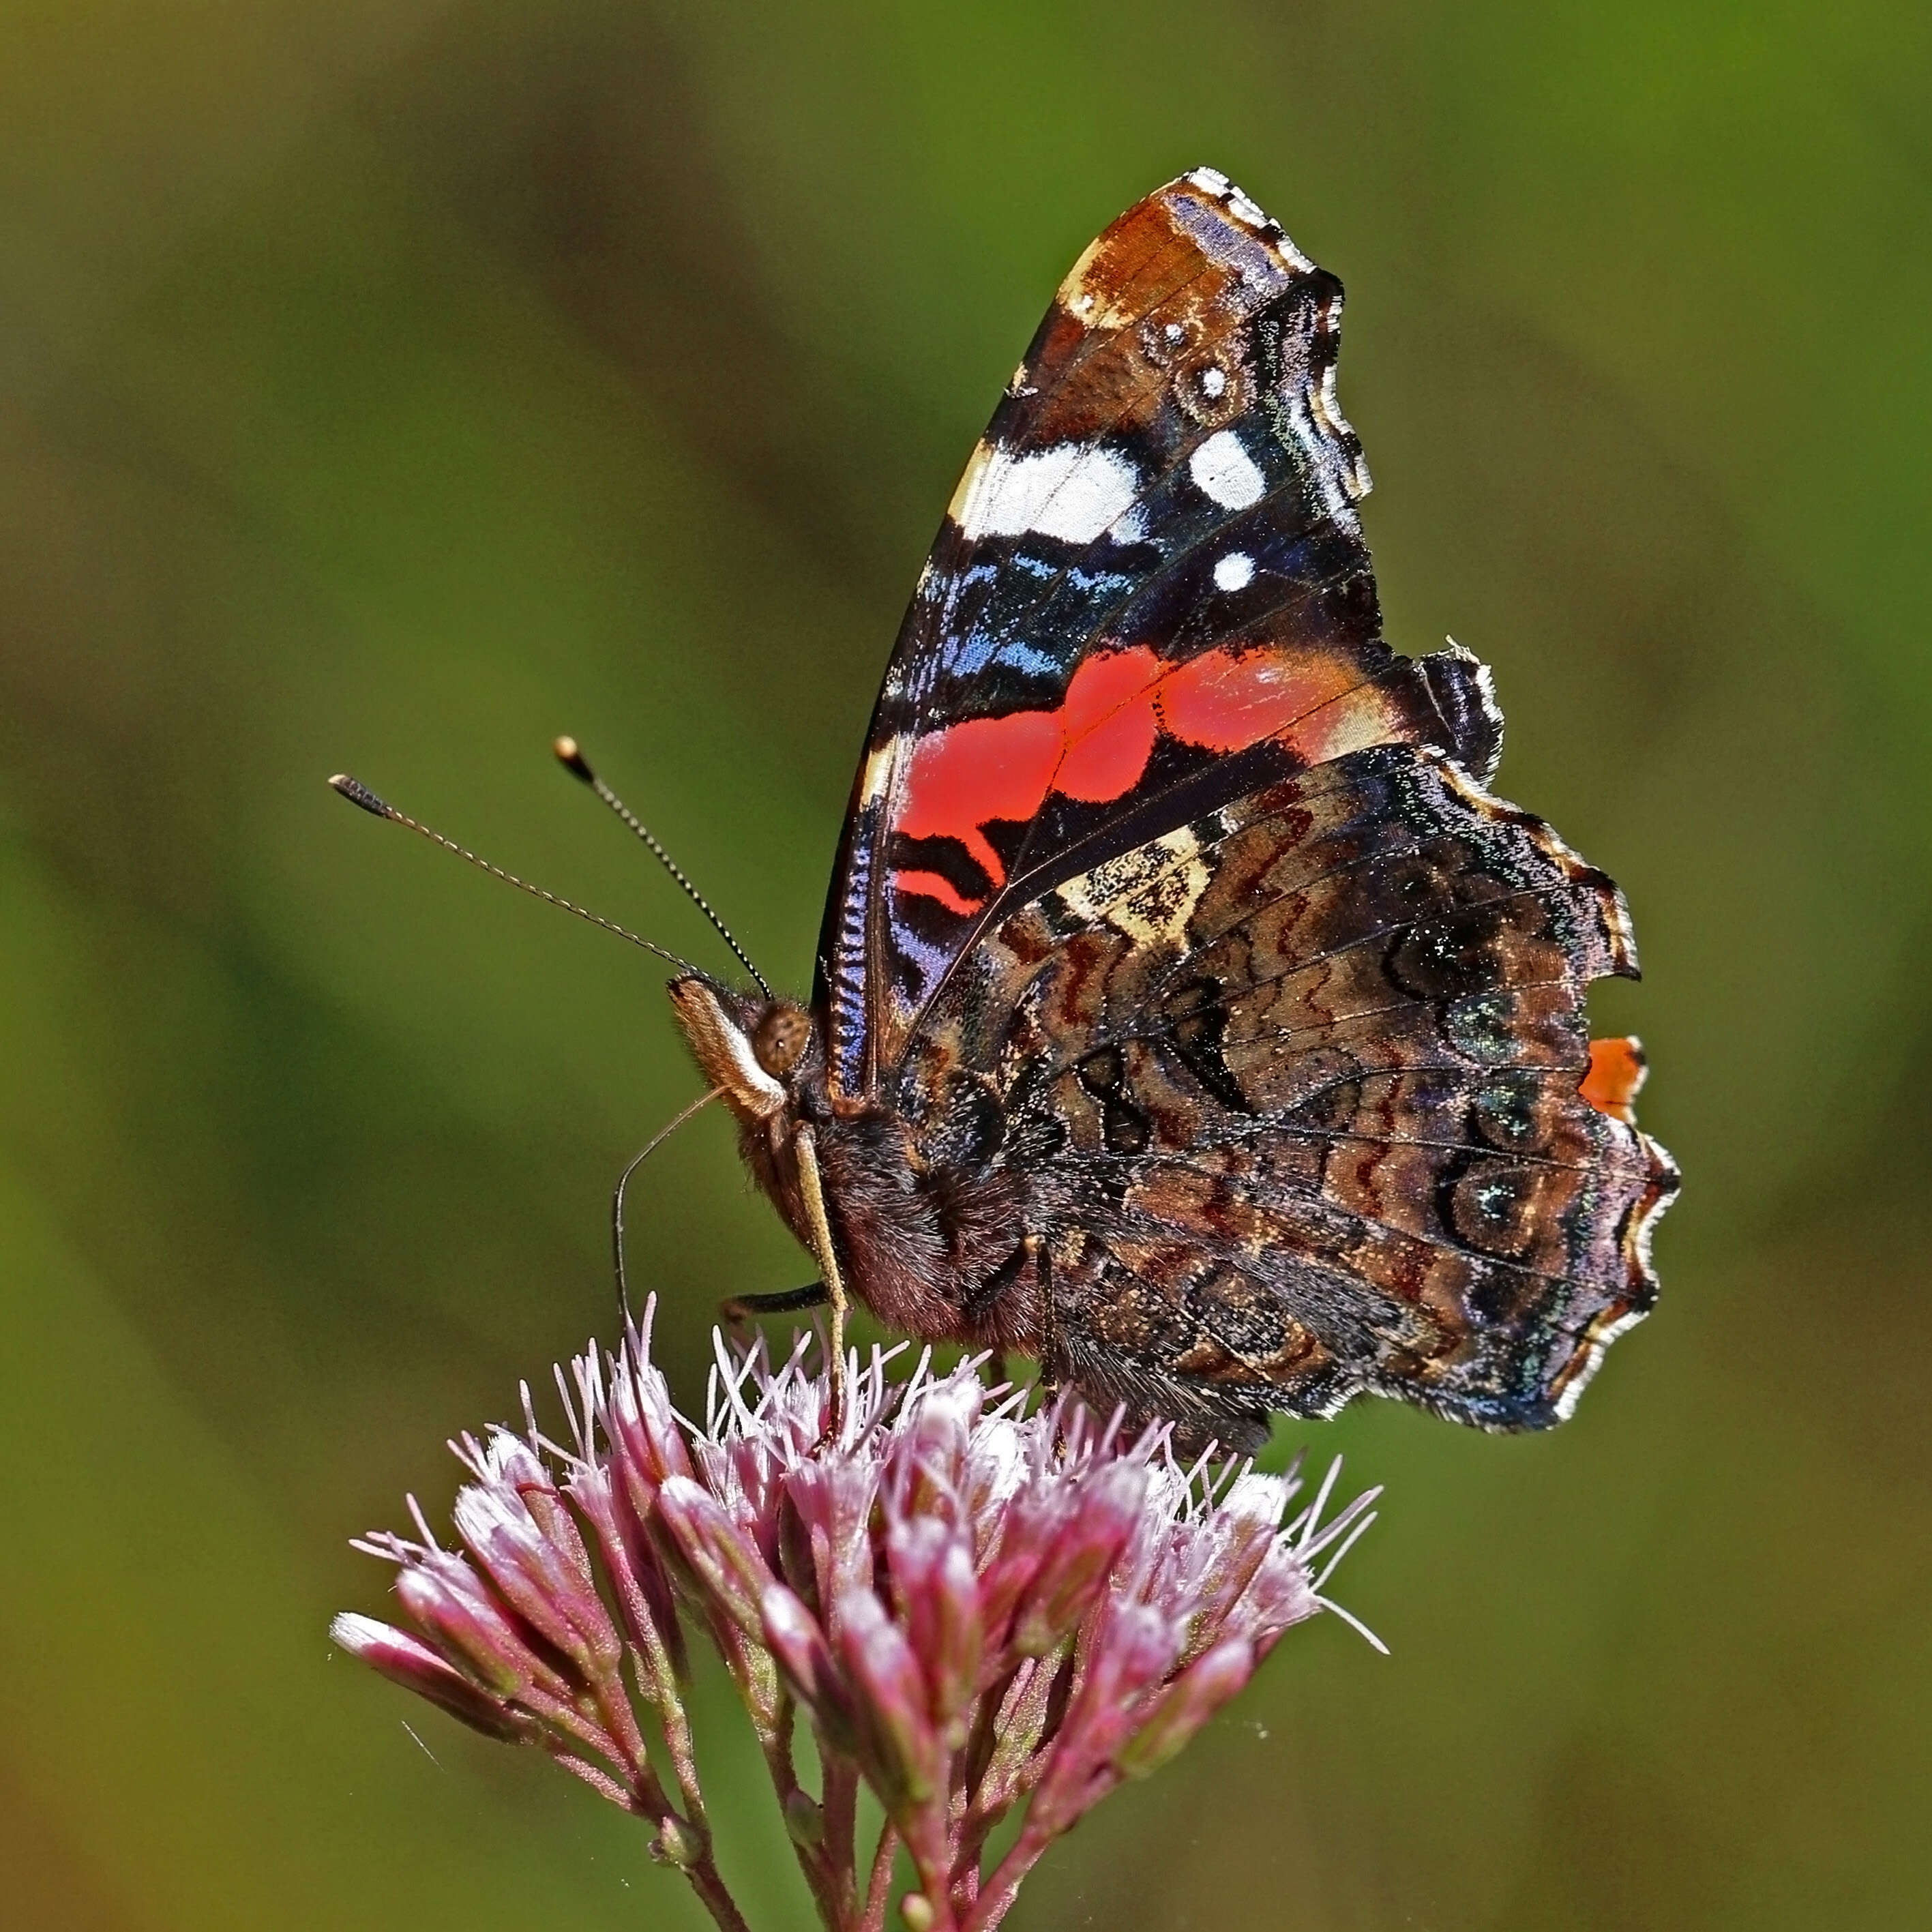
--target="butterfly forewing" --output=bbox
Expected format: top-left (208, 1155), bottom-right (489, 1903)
top-left (817, 168), bottom-right (1503, 1098)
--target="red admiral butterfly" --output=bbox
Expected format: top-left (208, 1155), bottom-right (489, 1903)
top-left (668, 170), bottom-right (1678, 1451)
top-left (335, 170), bottom-right (1676, 1448)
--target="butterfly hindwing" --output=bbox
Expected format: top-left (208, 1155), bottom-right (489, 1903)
top-left (893, 745), bottom-right (1676, 1446)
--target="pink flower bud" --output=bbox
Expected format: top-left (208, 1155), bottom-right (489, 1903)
top-left (604, 1338), bottom-right (695, 1492)
top-left (759, 1583), bottom-right (860, 1754)
top-left (563, 1461), bottom-right (685, 1680)
top-left (835, 1585), bottom-right (944, 1814)
top-left (1010, 1460), bottom-right (1147, 1656)
top-left (393, 1548), bottom-right (567, 1701)
top-left (655, 1475), bottom-right (778, 1639)
top-left (450, 1477), bottom-right (621, 1680)
top-left (1246, 1545), bottom-right (1322, 1658)
top-left (886, 1515), bottom-right (981, 1735)
top-left (329, 1612), bottom-right (527, 1742)
top-left (1030, 1601), bottom-right (1180, 1834)
top-left (893, 1376), bottom-right (981, 1524)
top-left (1113, 1635), bottom-right (1254, 1779)
top-left (782, 1456), bottom-right (878, 1621)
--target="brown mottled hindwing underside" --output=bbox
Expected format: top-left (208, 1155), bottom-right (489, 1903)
top-left (892, 745), bottom-right (1678, 1450)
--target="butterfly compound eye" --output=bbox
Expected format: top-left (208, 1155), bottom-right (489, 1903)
top-left (752, 1003), bottom-right (811, 1079)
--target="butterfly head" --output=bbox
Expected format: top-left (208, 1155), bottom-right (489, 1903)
top-left (668, 975), bottom-right (814, 1126)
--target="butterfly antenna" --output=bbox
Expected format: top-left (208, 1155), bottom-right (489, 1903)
top-left (553, 737), bottom-right (773, 1000)
top-left (327, 773), bottom-right (704, 976)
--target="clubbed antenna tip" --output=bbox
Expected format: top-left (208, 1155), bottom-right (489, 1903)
top-left (552, 736), bottom-right (595, 784)
top-left (554, 734), bottom-right (773, 998)
top-left (329, 773), bottom-right (392, 818)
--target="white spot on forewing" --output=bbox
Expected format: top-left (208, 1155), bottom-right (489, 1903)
top-left (952, 441), bottom-right (1144, 544)
top-left (1189, 430), bottom-right (1266, 509)
top-left (859, 740), bottom-right (897, 807)
top-left (1187, 166), bottom-right (1232, 195)
top-left (1213, 551), bottom-right (1255, 592)
top-left (1200, 366), bottom-right (1228, 398)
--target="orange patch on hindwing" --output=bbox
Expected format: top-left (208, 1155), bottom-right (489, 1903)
top-left (1580, 1036), bottom-right (1648, 1125)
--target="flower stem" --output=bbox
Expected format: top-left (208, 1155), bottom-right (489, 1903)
top-left (860, 1821), bottom-right (902, 1932)
top-left (964, 1818), bottom-right (1056, 1932)
top-left (759, 1701), bottom-right (846, 1929)
top-left (684, 1854), bottom-right (756, 1932)
top-left (640, 1631), bottom-right (709, 1830)
top-left (822, 1746), bottom-right (861, 1903)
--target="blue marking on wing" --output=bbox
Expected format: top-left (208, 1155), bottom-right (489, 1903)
top-left (936, 552), bottom-right (1144, 689)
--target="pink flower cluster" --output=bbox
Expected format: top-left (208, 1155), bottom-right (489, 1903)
top-left (334, 1306), bottom-right (1378, 1932)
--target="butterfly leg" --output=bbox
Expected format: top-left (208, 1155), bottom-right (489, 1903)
top-left (721, 1282), bottom-right (828, 1337)
top-left (962, 1241), bottom-right (1030, 1325)
top-left (967, 1236), bottom-right (1063, 1401)
top-left (1034, 1234), bottom-right (1063, 1398)
top-left (723, 1282), bottom-right (829, 1318)
top-left (790, 1124), bottom-right (849, 1437)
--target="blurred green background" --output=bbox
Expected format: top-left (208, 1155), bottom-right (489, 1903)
top-left (4, 3), bottom-right (1927, 1927)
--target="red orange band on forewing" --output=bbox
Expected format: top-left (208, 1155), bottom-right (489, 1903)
top-left (891, 870), bottom-right (985, 917)
top-left (897, 709), bottom-right (1061, 891)
top-left (891, 642), bottom-right (1384, 913)
top-left (1161, 646), bottom-right (1366, 752)
top-left (1054, 646), bottom-right (1163, 799)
